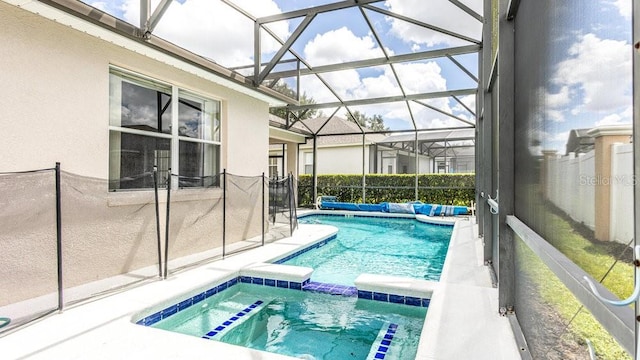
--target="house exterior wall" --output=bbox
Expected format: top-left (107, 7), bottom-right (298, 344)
top-left (0, 3), bottom-right (268, 304)
top-left (297, 144), bottom-right (436, 175)
top-left (299, 144), bottom-right (372, 174)
top-left (396, 153), bottom-right (432, 174)
top-left (0, 3), bottom-right (268, 177)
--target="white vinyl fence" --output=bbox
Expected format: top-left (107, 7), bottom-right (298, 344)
top-left (546, 143), bottom-right (633, 244)
top-left (610, 143), bottom-right (634, 244)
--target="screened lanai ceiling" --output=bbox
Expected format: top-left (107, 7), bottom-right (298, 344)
top-left (68, 0), bottom-right (482, 136)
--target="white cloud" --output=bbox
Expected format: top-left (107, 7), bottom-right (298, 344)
top-left (88, 1), bottom-right (108, 11)
top-left (546, 109), bottom-right (565, 122)
top-left (87, 0), bottom-right (129, 20)
top-left (303, 27), bottom-right (385, 66)
top-left (385, 0), bottom-right (482, 47)
top-left (299, 59), bottom-right (455, 129)
top-left (122, 0), bottom-right (289, 67)
top-left (107, 0), bottom-right (474, 130)
top-left (446, 95), bottom-right (476, 125)
top-left (551, 33), bottom-right (631, 113)
top-left (545, 86), bottom-right (571, 108)
top-left (395, 62), bottom-right (446, 93)
top-left (451, 94), bottom-right (475, 114)
top-left (595, 106), bottom-right (632, 126)
top-left (535, 86), bottom-right (570, 122)
top-left (550, 130), bottom-right (570, 143)
top-left (612, 0), bottom-right (631, 20)
top-left (595, 113), bottom-right (623, 126)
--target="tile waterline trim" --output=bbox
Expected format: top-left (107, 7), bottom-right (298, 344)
top-left (201, 299), bottom-right (265, 339)
top-left (136, 275), bottom-right (431, 326)
top-left (274, 234), bottom-right (337, 264)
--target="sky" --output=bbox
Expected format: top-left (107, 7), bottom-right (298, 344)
top-left (85, 0), bottom-right (632, 150)
top-left (533, 0), bottom-right (632, 154)
top-left (85, 0), bottom-right (482, 132)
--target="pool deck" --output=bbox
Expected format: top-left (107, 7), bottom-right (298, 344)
top-left (416, 217), bottom-right (521, 360)
top-left (0, 214), bottom-right (521, 359)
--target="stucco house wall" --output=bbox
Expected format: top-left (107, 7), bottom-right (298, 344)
top-left (0, 3), bottom-right (270, 305)
top-left (299, 144), bottom-right (374, 174)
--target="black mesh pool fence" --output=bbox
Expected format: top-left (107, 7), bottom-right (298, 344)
top-left (0, 165), bottom-right (299, 335)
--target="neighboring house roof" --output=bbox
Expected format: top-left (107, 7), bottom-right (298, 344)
top-left (269, 114), bottom-right (312, 136)
top-left (379, 128), bottom-right (475, 143)
top-left (300, 117), bottom-right (387, 147)
top-left (269, 115), bottom-right (474, 157)
top-left (565, 128), bottom-right (595, 155)
top-left (377, 128), bottom-right (475, 157)
top-left (270, 114), bottom-right (388, 147)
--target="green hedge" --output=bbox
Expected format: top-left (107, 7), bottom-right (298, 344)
top-left (297, 173), bottom-right (475, 207)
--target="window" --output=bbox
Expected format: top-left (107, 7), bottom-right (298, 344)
top-left (109, 68), bottom-right (221, 190)
top-left (269, 157), bottom-right (280, 179)
top-left (304, 152), bottom-right (314, 174)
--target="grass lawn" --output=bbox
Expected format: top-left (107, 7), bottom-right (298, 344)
top-left (515, 200), bottom-right (633, 359)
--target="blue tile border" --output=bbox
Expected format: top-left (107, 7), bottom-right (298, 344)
top-left (136, 276), bottom-right (312, 327)
top-left (136, 277), bottom-right (240, 326)
top-left (303, 281), bottom-right (358, 297)
top-left (274, 234), bottom-right (338, 264)
top-left (371, 323), bottom-right (399, 359)
top-left (201, 300), bottom-right (264, 339)
top-left (357, 290), bottom-right (430, 308)
top-left (136, 275), bottom-right (430, 327)
top-left (137, 277), bottom-right (430, 327)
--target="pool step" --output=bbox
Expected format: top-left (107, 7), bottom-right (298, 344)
top-left (201, 298), bottom-right (272, 341)
top-left (366, 322), bottom-right (403, 360)
top-left (302, 281), bottom-right (358, 296)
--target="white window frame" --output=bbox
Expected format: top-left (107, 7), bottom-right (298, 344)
top-left (109, 66), bottom-right (222, 190)
top-left (304, 152), bottom-right (314, 174)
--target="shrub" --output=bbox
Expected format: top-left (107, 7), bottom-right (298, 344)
top-left (297, 173), bottom-right (475, 206)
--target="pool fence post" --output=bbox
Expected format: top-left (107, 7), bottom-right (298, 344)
top-left (362, 132), bottom-right (366, 203)
top-left (291, 173), bottom-right (298, 230)
top-left (312, 134), bottom-right (318, 207)
top-left (163, 169), bottom-right (171, 279)
top-left (261, 172), bottom-right (265, 247)
top-left (288, 174), bottom-right (294, 236)
top-left (153, 166), bottom-right (162, 278)
top-left (272, 176), bottom-right (276, 224)
top-left (222, 169), bottom-right (226, 259)
top-left (415, 130), bottom-right (419, 201)
top-left (55, 162), bottom-right (64, 313)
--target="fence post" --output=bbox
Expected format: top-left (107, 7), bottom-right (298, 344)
top-left (261, 172), bottom-right (265, 247)
top-left (153, 166), bottom-right (162, 278)
top-left (289, 173), bottom-right (298, 232)
top-left (288, 174), bottom-right (294, 236)
top-left (163, 169), bottom-right (171, 279)
top-left (55, 162), bottom-right (63, 313)
top-left (272, 177), bottom-right (277, 224)
top-left (222, 169), bottom-right (226, 258)
top-left (587, 125), bottom-right (632, 241)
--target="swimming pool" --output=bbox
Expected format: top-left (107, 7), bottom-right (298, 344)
top-left (145, 283), bottom-right (426, 360)
top-left (282, 215), bottom-right (452, 286)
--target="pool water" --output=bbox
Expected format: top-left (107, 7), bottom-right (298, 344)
top-left (152, 284), bottom-right (426, 360)
top-left (289, 215), bottom-right (452, 285)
